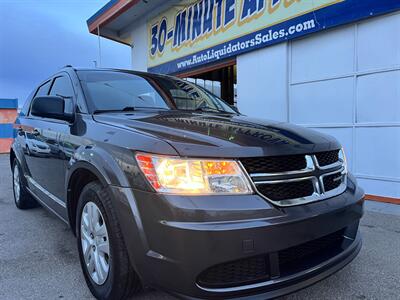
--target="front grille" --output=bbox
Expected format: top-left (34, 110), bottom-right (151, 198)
top-left (240, 155), bottom-right (306, 174)
top-left (197, 255), bottom-right (270, 288)
top-left (242, 149), bottom-right (346, 206)
top-left (279, 229), bottom-right (345, 276)
top-left (257, 180), bottom-right (314, 201)
top-left (315, 150), bottom-right (339, 167)
top-left (323, 172), bottom-right (343, 192)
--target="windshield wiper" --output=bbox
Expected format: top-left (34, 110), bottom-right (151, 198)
top-left (194, 107), bottom-right (234, 114)
top-left (93, 106), bottom-right (136, 114)
top-left (134, 106), bottom-right (169, 110)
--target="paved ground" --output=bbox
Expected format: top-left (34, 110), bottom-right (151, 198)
top-left (0, 154), bottom-right (399, 300)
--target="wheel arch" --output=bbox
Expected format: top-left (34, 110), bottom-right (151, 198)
top-left (65, 159), bottom-right (151, 287)
top-left (66, 162), bottom-right (109, 235)
top-left (10, 143), bottom-right (31, 179)
top-left (65, 144), bottom-right (134, 234)
top-left (9, 148), bottom-right (16, 169)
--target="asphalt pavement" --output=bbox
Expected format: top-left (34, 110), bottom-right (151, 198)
top-left (0, 154), bottom-right (399, 300)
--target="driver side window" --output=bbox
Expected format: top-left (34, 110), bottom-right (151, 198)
top-left (28, 80), bottom-right (52, 116)
top-left (35, 80), bottom-right (52, 97)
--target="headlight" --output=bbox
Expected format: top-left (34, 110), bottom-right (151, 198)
top-left (135, 153), bottom-right (253, 195)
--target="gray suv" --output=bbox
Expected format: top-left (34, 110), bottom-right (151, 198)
top-left (11, 67), bottom-right (364, 299)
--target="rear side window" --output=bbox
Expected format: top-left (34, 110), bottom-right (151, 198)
top-left (49, 76), bottom-right (75, 114)
top-left (35, 81), bottom-right (51, 97)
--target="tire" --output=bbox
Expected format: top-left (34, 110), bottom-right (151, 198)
top-left (76, 181), bottom-right (141, 300)
top-left (12, 158), bottom-right (38, 209)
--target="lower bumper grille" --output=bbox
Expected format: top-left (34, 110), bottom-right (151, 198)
top-left (279, 229), bottom-right (345, 276)
top-left (197, 255), bottom-right (270, 288)
top-left (197, 229), bottom-right (347, 289)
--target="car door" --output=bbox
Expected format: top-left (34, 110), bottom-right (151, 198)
top-left (22, 79), bottom-right (55, 188)
top-left (22, 74), bottom-right (76, 215)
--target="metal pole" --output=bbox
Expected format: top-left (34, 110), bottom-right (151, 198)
top-left (97, 26), bottom-right (102, 67)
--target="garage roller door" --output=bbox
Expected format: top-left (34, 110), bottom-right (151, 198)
top-left (289, 12), bottom-right (400, 200)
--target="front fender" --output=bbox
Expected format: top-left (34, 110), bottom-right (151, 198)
top-left (64, 146), bottom-right (151, 280)
top-left (65, 143), bottom-right (153, 191)
top-left (65, 145), bottom-right (127, 188)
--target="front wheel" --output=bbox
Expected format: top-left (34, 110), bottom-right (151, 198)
top-left (76, 181), bottom-right (141, 300)
top-left (12, 159), bottom-right (37, 209)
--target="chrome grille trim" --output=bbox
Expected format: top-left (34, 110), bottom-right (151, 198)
top-left (320, 168), bottom-right (347, 194)
top-left (242, 150), bottom-right (347, 207)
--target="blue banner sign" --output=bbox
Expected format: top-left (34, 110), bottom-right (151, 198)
top-left (147, 0), bottom-right (400, 74)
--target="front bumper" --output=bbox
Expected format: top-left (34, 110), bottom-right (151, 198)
top-left (109, 174), bottom-right (364, 299)
top-left (192, 232), bottom-right (362, 300)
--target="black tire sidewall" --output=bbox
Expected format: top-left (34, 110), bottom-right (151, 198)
top-left (12, 159), bottom-right (21, 207)
top-left (12, 158), bottom-right (37, 209)
top-left (76, 182), bottom-right (117, 300)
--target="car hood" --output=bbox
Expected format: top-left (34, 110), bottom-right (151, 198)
top-left (93, 111), bottom-right (340, 158)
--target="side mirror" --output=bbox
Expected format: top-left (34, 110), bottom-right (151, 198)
top-left (31, 96), bottom-right (74, 122)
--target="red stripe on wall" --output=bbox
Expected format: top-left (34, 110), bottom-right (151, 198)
top-left (366, 194), bottom-right (400, 205)
top-left (0, 138), bottom-right (13, 154)
top-left (0, 109), bottom-right (17, 124)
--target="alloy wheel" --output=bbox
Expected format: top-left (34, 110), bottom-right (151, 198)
top-left (13, 164), bottom-right (20, 202)
top-left (80, 201), bottom-right (110, 285)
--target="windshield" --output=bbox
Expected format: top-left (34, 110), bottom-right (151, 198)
top-left (78, 71), bottom-right (236, 114)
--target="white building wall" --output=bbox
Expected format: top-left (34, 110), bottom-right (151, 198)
top-left (130, 21), bottom-right (148, 71)
top-left (237, 12), bottom-right (400, 198)
top-left (237, 43), bottom-right (289, 122)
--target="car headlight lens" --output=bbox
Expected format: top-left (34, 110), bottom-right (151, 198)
top-left (135, 153), bottom-right (253, 195)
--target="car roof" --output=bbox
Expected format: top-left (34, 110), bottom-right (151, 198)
top-left (63, 66), bottom-right (174, 80)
